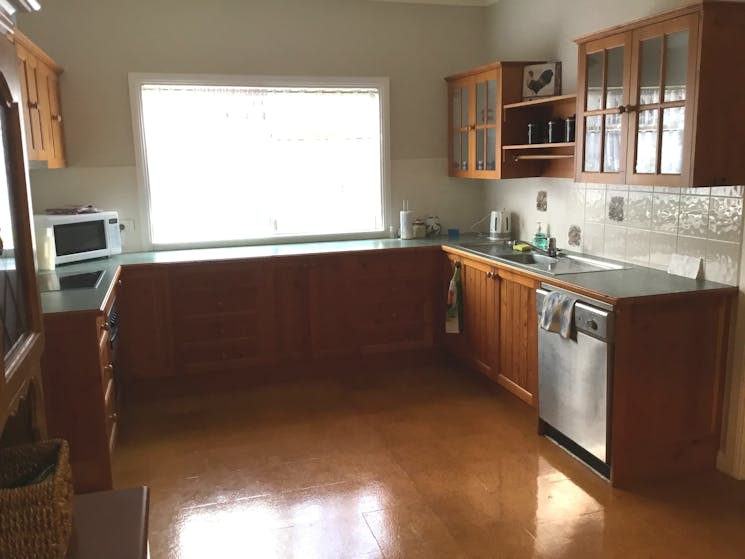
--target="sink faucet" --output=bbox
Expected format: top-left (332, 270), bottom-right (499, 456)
top-left (516, 238), bottom-right (559, 258)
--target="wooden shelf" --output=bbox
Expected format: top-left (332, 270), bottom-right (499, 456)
top-left (503, 142), bottom-right (575, 150)
top-left (511, 154), bottom-right (574, 161)
top-left (503, 94), bottom-right (577, 110)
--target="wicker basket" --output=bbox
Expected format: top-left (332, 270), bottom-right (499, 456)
top-left (0, 439), bottom-right (73, 559)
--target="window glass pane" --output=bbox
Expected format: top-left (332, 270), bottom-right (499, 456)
top-left (640, 37), bottom-right (662, 105)
top-left (664, 30), bottom-right (688, 102)
top-left (476, 129), bottom-right (485, 171)
top-left (661, 107), bottom-right (685, 174)
top-left (636, 109), bottom-right (659, 174)
top-left (0, 108), bottom-right (28, 359)
top-left (460, 86), bottom-right (469, 128)
top-left (584, 115), bottom-right (602, 172)
top-left (603, 113), bottom-right (622, 172)
top-left (586, 51), bottom-right (604, 111)
top-left (140, 83), bottom-right (384, 244)
top-left (486, 128), bottom-right (496, 171)
top-left (476, 82), bottom-right (486, 125)
top-left (605, 46), bottom-right (625, 109)
top-left (452, 88), bottom-right (460, 129)
top-left (452, 133), bottom-right (460, 170)
top-left (486, 79), bottom-right (497, 124)
top-left (460, 132), bottom-right (468, 170)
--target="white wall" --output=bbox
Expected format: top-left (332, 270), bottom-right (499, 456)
top-left (19, 0), bottom-right (490, 249)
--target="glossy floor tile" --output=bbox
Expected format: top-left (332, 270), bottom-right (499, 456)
top-left (113, 364), bottom-right (745, 558)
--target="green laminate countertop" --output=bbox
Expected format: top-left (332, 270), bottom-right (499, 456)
top-left (38, 236), bottom-right (735, 315)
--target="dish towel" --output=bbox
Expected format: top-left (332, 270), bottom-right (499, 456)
top-left (445, 262), bottom-right (463, 334)
top-left (539, 291), bottom-right (576, 339)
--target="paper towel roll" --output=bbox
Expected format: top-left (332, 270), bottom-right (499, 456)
top-left (400, 210), bottom-right (414, 240)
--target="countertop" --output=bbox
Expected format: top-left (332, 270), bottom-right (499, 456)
top-left (38, 236), bottom-right (735, 315)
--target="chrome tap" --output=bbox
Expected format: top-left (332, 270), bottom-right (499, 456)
top-left (516, 237), bottom-right (559, 258)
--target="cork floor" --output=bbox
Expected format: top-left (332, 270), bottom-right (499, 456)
top-left (113, 363), bottom-right (745, 558)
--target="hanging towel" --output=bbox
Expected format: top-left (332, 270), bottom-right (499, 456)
top-left (539, 291), bottom-right (576, 339)
top-left (445, 262), bottom-right (463, 334)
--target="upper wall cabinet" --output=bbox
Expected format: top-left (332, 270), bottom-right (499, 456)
top-left (12, 29), bottom-right (65, 168)
top-left (446, 61), bottom-right (576, 180)
top-left (576, 2), bottom-right (745, 187)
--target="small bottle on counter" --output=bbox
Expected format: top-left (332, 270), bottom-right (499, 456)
top-left (532, 222), bottom-right (548, 251)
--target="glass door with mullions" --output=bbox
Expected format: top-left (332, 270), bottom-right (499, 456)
top-left (473, 75), bottom-right (498, 173)
top-left (627, 15), bottom-right (695, 184)
top-left (580, 39), bottom-right (629, 180)
top-left (450, 81), bottom-right (471, 175)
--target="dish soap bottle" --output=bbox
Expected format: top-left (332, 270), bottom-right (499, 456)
top-left (532, 221), bottom-right (548, 251)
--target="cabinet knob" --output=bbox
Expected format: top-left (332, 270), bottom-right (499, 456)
top-left (109, 412), bottom-right (118, 422)
top-left (216, 301), bottom-right (224, 310)
top-left (101, 322), bottom-right (110, 331)
top-left (117, 279), bottom-right (122, 287)
top-left (52, 114), bottom-right (62, 123)
top-left (104, 364), bottom-right (113, 372)
top-left (469, 124), bottom-right (476, 130)
top-left (28, 101), bottom-right (38, 110)
top-left (618, 104), bottom-right (637, 114)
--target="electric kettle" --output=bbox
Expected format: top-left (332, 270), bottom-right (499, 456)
top-left (489, 209), bottom-right (512, 240)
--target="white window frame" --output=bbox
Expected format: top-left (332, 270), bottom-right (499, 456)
top-left (128, 73), bottom-right (391, 251)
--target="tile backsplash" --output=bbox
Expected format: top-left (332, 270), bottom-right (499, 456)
top-left (485, 179), bottom-right (744, 285)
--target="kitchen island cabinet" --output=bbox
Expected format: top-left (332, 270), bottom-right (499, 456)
top-left (575, 2), bottom-right (745, 187)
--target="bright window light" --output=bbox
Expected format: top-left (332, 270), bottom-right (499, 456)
top-left (131, 76), bottom-right (388, 247)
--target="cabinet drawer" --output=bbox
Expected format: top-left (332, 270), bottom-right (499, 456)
top-left (176, 337), bottom-right (265, 368)
top-left (170, 262), bottom-right (264, 292)
top-left (347, 252), bottom-right (430, 279)
top-left (171, 287), bottom-right (261, 318)
top-left (354, 299), bottom-right (432, 328)
top-left (354, 277), bottom-right (430, 304)
top-left (173, 312), bottom-right (260, 343)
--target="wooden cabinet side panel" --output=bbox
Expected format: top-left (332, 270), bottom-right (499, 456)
top-left (611, 294), bottom-right (732, 486)
top-left (41, 312), bottom-right (112, 492)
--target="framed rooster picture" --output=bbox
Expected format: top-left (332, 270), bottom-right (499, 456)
top-left (522, 62), bottom-right (562, 99)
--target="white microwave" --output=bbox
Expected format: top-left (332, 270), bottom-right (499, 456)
top-left (34, 211), bottom-right (122, 265)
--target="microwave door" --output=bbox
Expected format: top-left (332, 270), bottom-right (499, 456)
top-left (54, 220), bottom-right (110, 264)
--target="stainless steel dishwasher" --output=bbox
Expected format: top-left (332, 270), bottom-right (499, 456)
top-left (536, 284), bottom-right (614, 478)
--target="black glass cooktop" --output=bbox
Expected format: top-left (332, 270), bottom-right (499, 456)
top-left (39, 270), bottom-right (105, 292)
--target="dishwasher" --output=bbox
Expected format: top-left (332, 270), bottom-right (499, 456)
top-left (536, 284), bottom-right (614, 478)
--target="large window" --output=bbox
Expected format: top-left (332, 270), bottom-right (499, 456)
top-left (129, 75), bottom-right (389, 247)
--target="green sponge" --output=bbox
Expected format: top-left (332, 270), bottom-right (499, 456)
top-left (513, 243), bottom-right (531, 252)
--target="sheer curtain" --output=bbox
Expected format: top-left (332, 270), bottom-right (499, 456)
top-left (139, 84), bottom-right (383, 245)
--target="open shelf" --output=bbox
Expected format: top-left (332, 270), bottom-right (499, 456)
top-left (503, 142), bottom-right (575, 150)
top-left (503, 94), bottom-right (577, 111)
top-left (511, 154), bottom-right (574, 161)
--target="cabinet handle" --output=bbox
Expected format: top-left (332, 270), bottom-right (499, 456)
top-left (216, 301), bottom-right (224, 310)
top-left (618, 104), bottom-right (637, 114)
top-left (486, 271), bottom-right (493, 278)
top-left (28, 101), bottom-right (38, 109)
top-left (109, 412), bottom-right (118, 422)
top-left (101, 322), bottom-right (110, 331)
top-left (104, 364), bottom-right (113, 373)
top-left (469, 124), bottom-right (476, 131)
top-left (117, 279), bottom-right (122, 287)
top-left (52, 114), bottom-right (62, 123)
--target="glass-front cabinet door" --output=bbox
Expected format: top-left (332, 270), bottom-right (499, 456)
top-left (626, 14), bottom-right (698, 186)
top-left (447, 69), bottom-right (500, 179)
top-left (576, 35), bottom-right (630, 184)
top-left (473, 71), bottom-right (499, 176)
top-left (449, 77), bottom-right (472, 177)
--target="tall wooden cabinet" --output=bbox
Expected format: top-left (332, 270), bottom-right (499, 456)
top-left (12, 29), bottom-right (65, 168)
top-left (575, 2), bottom-right (745, 187)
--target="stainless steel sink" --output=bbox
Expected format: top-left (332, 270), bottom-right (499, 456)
top-left (455, 240), bottom-right (630, 275)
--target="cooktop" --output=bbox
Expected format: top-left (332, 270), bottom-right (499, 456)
top-left (39, 269), bottom-right (106, 292)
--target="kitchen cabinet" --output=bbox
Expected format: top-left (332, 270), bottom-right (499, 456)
top-left (118, 265), bottom-right (173, 380)
top-left (169, 260), bottom-right (275, 376)
top-left (460, 257), bottom-right (499, 381)
top-left (447, 61), bottom-right (547, 180)
top-left (501, 94), bottom-right (577, 179)
top-left (496, 268), bottom-right (539, 407)
top-left (13, 29), bottom-right (65, 168)
top-left (575, 2), bottom-right (745, 187)
top-left (308, 256), bottom-right (356, 359)
top-left (41, 268), bottom-right (121, 493)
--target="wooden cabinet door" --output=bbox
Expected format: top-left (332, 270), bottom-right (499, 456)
top-left (16, 44), bottom-right (46, 160)
top-left (273, 258), bottom-right (312, 363)
top-left (308, 255), bottom-right (356, 359)
top-left (497, 268), bottom-right (539, 407)
top-left (40, 66), bottom-right (65, 168)
top-left (625, 14), bottom-right (698, 187)
top-left (118, 265), bottom-right (173, 380)
top-left (575, 32), bottom-right (631, 184)
top-left (460, 257), bottom-right (499, 380)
